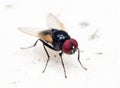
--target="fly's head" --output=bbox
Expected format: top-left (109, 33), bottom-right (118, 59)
top-left (62, 38), bottom-right (78, 54)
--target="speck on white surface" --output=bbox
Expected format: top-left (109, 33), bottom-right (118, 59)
top-left (0, 0), bottom-right (120, 88)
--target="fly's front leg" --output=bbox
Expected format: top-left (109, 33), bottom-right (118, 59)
top-left (78, 48), bottom-right (87, 70)
top-left (59, 52), bottom-right (67, 78)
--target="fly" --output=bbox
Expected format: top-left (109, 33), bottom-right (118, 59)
top-left (18, 13), bottom-right (87, 78)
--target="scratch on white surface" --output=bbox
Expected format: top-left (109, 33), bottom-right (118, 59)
top-left (89, 29), bottom-right (100, 40)
top-left (4, 4), bottom-right (14, 8)
top-left (80, 21), bottom-right (90, 28)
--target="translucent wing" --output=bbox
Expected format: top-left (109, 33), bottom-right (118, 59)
top-left (47, 13), bottom-right (67, 31)
top-left (18, 27), bottom-right (53, 43)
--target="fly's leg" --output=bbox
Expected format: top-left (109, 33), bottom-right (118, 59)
top-left (21, 39), bottom-right (54, 50)
top-left (42, 44), bottom-right (50, 73)
top-left (78, 48), bottom-right (87, 70)
top-left (21, 39), bottom-right (55, 73)
top-left (59, 52), bottom-right (67, 78)
top-left (20, 39), bottom-right (39, 49)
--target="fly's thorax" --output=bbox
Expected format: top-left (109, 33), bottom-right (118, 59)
top-left (51, 29), bottom-right (71, 51)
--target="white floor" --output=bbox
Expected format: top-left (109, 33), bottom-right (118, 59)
top-left (0, 0), bottom-right (120, 88)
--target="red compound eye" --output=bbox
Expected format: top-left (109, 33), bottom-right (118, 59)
top-left (62, 38), bottom-right (78, 54)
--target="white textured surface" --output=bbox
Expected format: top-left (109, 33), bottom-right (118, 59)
top-left (0, 0), bottom-right (120, 88)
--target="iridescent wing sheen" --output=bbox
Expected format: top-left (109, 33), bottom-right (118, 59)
top-left (47, 13), bottom-right (67, 31)
top-left (18, 27), bottom-right (53, 43)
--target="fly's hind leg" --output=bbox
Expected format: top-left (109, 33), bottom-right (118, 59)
top-left (42, 44), bottom-right (50, 73)
top-left (21, 39), bottom-right (55, 73)
top-left (39, 39), bottom-right (55, 73)
top-left (20, 39), bottom-right (40, 49)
